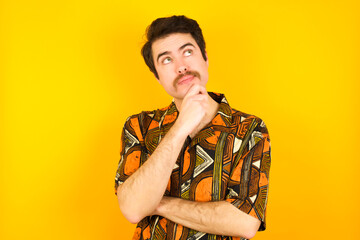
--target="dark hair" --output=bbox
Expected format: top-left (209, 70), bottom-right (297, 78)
top-left (141, 15), bottom-right (207, 79)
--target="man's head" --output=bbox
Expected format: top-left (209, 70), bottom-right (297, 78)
top-left (141, 15), bottom-right (209, 101)
top-left (141, 15), bottom-right (207, 79)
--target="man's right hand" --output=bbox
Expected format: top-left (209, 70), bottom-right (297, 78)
top-left (118, 84), bottom-right (210, 224)
top-left (175, 84), bottom-right (209, 138)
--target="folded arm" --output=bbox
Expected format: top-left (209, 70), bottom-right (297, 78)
top-left (153, 196), bottom-right (260, 239)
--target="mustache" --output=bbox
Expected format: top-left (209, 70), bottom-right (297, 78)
top-left (173, 71), bottom-right (200, 87)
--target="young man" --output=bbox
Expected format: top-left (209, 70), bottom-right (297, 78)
top-left (115, 15), bottom-right (271, 240)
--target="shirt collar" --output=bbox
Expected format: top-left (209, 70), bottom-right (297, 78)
top-left (208, 92), bottom-right (233, 127)
top-left (159, 92), bottom-right (233, 148)
top-left (166, 92), bottom-right (233, 123)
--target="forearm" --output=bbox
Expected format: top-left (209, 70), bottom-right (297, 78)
top-left (117, 124), bottom-right (187, 223)
top-left (154, 197), bottom-right (260, 239)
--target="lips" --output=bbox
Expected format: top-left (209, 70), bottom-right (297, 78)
top-left (173, 71), bottom-right (201, 88)
top-left (178, 74), bottom-right (194, 85)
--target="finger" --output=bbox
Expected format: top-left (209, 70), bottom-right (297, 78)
top-left (187, 94), bottom-right (207, 102)
top-left (197, 85), bottom-right (207, 95)
top-left (185, 84), bottom-right (202, 97)
top-left (194, 95), bottom-right (207, 104)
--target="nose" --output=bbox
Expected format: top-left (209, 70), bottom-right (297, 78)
top-left (177, 64), bottom-right (188, 74)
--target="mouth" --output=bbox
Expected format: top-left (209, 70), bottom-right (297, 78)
top-left (174, 71), bottom-right (200, 87)
top-left (178, 74), bottom-right (195, 85)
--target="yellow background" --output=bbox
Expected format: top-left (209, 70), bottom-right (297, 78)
top-left (1, 0), bottom-right (359, 239)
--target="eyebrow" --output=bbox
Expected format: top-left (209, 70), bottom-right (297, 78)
top-left (156, 51), bottom-right (170, 63)
top-left (156, 42), bottom-right (195, 63)
top-left (179, 42), bottom-right (195, 51)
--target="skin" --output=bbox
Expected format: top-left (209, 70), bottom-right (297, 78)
top-left (117, 33), bottom-right (260, 239)
top-left (152, 33), bottom-right (209, 105)
top-left (152, 33), bottom-right (219, 137)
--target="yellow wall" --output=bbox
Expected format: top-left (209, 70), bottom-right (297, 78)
top-left (1, 0), bottom-right (359, 239)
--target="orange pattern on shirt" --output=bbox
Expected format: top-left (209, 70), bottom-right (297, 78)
top-left (115, 92), bottom-right (271, 240)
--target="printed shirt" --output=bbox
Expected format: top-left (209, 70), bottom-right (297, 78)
top-left (115, 92), bottom-right (271, 240)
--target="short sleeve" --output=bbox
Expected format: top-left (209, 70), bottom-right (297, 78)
top-left (225, 118), bottom-right (271, 231)
top-left (114, 115), bottom-right (147, 195)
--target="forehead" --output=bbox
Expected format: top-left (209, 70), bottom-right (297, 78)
top-left (151, 33), bottom-right (198, 56)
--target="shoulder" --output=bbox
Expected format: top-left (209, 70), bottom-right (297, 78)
top-left (231, 108), bottom-right (265, 124)
top-left (231, 108), bottom-right (270, 136)
top-left (123, 110), bottom-right (155, 135)
top-left (123, 105), bottom-right (170, 137)
top-left (125, 103), bottom-right (172, 124)
top-left (125, 110), bottom-right (156, 124)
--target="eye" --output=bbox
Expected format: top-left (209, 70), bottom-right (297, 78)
top-left (184, 49), bottom-right (193, 56)
top-left (162, 57), bottom-right (172, 64)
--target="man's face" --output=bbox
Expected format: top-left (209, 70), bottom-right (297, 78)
top-left (152, 33), bottom-right (209, 101)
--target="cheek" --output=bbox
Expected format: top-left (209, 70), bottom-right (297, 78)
top-left (158, 67), bottom-right (173, 78)
top-left (199, 63), bottom-right (208, 76)
top-left (200, 67), bottom-right (209, 83)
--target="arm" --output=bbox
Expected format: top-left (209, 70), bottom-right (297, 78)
top-left (117, 85), bottom-right (209, 224)
top-left (154, 196), bottom-right (260, 239)
top-left (154, 118), bottom-right (271, 239)
top-left (117, 123), bottom-right (188, 224)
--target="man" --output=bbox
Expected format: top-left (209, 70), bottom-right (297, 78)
top-left (115, 15), bottom-right (271, 240)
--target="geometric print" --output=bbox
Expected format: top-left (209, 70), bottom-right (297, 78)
top-left (193, 145), bottom-right (214, 178)
top-left (115, 92), bottom-right (271, 240)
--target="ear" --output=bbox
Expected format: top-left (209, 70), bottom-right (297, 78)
top-left (205, 52), bottom-right (209, 66)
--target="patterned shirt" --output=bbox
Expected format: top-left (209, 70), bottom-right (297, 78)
top-left (115, 92), bottom-right (271, 240)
